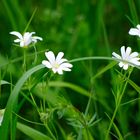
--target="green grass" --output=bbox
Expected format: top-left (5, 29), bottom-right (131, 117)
top-left (0, 0), bottom-right (140, 140)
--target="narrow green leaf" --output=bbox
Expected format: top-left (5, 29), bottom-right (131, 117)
top-left (17, 122), bottom-right (52, 140)
top-left (117, 71), bottom-right (140, 94)
top-left (121, 98), bottom-right (140, 106)
top-left (91, 61), bottom-right (117, 80)
top-left (126, 78), bottom-right (140, 94)
top-left (23, 8), bottom-right (37, 33)
top-left (0, 80), bottom-right (10, 85)
top-left (48, 81), bottom-right (90, 97)
top-left (128, 0), bottom-right (139, 25)
top-left (0, 64), bottom-right (45, 140)
top-left (105, 113), bottom-right (124, 140)
top-left (2, 0), bottom-right (17, 29)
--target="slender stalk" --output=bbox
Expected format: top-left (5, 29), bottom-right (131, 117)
top-left (0, 70), bottom-right (1, 96)
top-left (128, 0), bottom-right (139, 25)
top-left (23, 49), bottom-right (27, 72)
top-left (44, 124), bottom-right (56, 140)
top-left (29, 92), bottom-right (40, 114)
top-left (70, 57), bottom-right (140, 70)
top-left (105, 70), bottom-right (132, 140)
top-left (33, 44), bottom-right (37, 65)
top-left (2, 0), bottom-right (17, 30)
top-left (23, 8), bottom-right (37, 33)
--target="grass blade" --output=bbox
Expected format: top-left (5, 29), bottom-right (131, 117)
top-left (91, 61), bottom-right (117, 80)
top-left (0, 80), bottom-right (10, 85)
top-left (0, 64), bottom-right (45, 140)
top-left (17, 122), bottom-right (52, 140)
top-left (105, 113), bottom-right (124, 140)
top-left (126, 78), bottom-right (140, 94)
top-left (23, 8), bottom-right (37, 33)
top-left (49, 81), bottom-right (90, 97)
top-left (128, 0), bottom-right (139, 25)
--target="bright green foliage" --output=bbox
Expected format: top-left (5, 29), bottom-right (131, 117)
top-left (0, 0), bottom-right (140, 140)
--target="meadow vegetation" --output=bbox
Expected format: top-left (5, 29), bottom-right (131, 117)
top-left (0, 0), bottom-right (140, 140)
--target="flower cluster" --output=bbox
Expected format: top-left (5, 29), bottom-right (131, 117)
top-left (112, 25), bottom-right (140, 70)
top-left (9, 25), bottom-right (140, 75)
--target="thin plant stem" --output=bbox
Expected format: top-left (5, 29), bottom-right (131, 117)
top-left (44, 124), bottom-right (56, 140)
top-left (0, 70), bottom-right (1, 96)
top-left (33, 44), bottom-right (37, 65)
top-left (29, 92), bottom-right (40, 114)
top-left (13, 112), bottom-right (44, 126)
top-left (23, 49), bottom-right (27, 72)
top-left (23, 8), bottom-right (37, 33)
top-left (70, 57), bottom-right (140, 70)
top-left (105, 70), bottom-right (132, 140)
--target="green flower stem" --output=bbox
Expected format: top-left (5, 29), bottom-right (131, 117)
top-left (70, 56), bottom-right (140, 70)
top-left (105, 70), bottom-right (132, 140)
top-left (29, 91), bottom-right (40, 114)
top-left (44, 124), bottom-right (56, 140)
top-left (70, 56), bottom-right (114, 63)
top-left (23, 49), bottom-right (27, 72)
top-left (23, 8), bottom-right (37, 33)
top-left (33, 44), bottom-right (37, 65)
top-left (1, 56), bottom-right (140, 70)
top-left (40, 73), bottom-right (57, 140)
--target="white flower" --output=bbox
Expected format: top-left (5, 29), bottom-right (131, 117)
top-left (112, 46), bottom-right (140, 70)
top-left (129, 24), bottom-right (140, 37)
top-left (42, 51), bottom-right (73, 75)
top-left (0, 109), bottom-right (5, 126)
top-left (10, 31), bottom-right (43, 47)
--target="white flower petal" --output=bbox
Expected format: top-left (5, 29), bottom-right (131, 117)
top-left (24, 32), bottom-right (35, 36)
top-left (132, 61), bottom-right (140, 66)
top-left (56, 52), bottom-right (64, 63)
top-left (136, 24), bottom-right (140, 30)
top-left (131, 57), bottom-right (140, 61)
top-left (119, 62), bottom-right (124, 67)
top-left (129, 52), bottom-right (139, 58)
top-left (121, 46), bottom-right (126, 59)
top-left (60, 63), bottom-right (73, 68)
top-left (10, 31), bottom-right (23, 39)
top-left (45, 51), bottom-right (55, 64)
top-left (20, 41), bottom-right (25, 47)
top-left (52, 68), bottom-right (57, 73)
top-left (130, 58), bottom-right (140, 66)
top-left (58, 59), bottom-right (68, 65)
top-left (57, 69), bottom-right (63, 75)
top-left (42, 60), bottom-right (52, 68)
top-left (62, 67), bottom-right (72, 71)
top-left (24, 32), bottom-right (33, 38)
top-left (123, 64), bottom-right (129, 70)
top-left (129, 29), bottom-right (139, 36)
top-left (126, 47), bottom-right (131, 56)
top-left (112, 52), bottom-right (121, 59)
top-left (32, 36), bottom-right (43, 41)
top-left (14, 39), bottom-right (21, 43)
top-left (31, 32), bottom-right (35, 35)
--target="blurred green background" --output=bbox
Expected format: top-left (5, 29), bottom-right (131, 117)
top-left (1, 0), bottom-right (140, 140)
